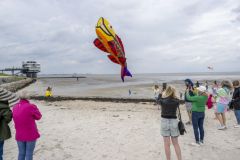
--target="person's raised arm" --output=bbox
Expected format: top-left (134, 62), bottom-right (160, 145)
top-left (31, 104), bottom-right (42, 120)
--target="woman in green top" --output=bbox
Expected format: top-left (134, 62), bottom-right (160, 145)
top-left (186, 86), bottom-right (208, 146)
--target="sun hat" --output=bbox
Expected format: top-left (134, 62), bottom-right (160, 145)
top-left (196, 86), bottom-right (206, 92)
top-left (0, 87), bottom-right (19, 107)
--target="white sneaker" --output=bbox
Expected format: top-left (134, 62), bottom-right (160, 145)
top-left (234, 125), bottom-right (240, 128)
top-left (217, 125), bottom-right (226, 130)
top-left (200, 141), bottom-right (204, 146)
top-left (191, 142), bottom-right (200, 147)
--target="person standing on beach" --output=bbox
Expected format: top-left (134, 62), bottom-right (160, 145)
top-left (230, 80), bottom-right (240, 128)
top-left (153, 85), bottom-right (160, 100)
top-left (186, 86), bottom-right (208, 146)
top-left (158, 86), bottom-right (182, 160)
top-left (184, 79), bottom-right (194, 125)
top-left (12, 92), bottom-right (42, 160)
top-left (211, 81), bottom-right (219, 119)
top-left (196, 81), bottom-right (200, 87)
top-left (205, 81), bottom-right (209, 91)
top-left (212, 81), bottom-right (219, 95)
top-left (0, 101), bottom-right (12, 160)
top-left (128, 89), bottom-right (131, 96)
top-left (215, 81), bottom-right (232, 130)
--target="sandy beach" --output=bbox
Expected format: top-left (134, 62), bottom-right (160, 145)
top-left (1, 0), bottom-right (240, 159)
top-left (3, 100), bottom-right (240, 160)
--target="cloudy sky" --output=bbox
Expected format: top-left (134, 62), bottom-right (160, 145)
top-left (0, 0), bottom-right (239, 74)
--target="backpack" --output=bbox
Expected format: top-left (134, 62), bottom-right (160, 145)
top-left (206, 94), bottom-right (213, 109)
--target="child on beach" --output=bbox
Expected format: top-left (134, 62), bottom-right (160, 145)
top-left (12, 92), bottom-right (42, 160)
top-left (158, 85), bottom-right (182, 160)
top-left (186, 86), bottom-right (208, 146)
top-left (215, 81), bottom-right (233, 130)
top-left (45, 86), bottom-right (52, 97)
top-left (230, 80), bottom-right (240, 128)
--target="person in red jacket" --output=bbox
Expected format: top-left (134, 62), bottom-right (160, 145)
top-left (12, 92), bottom-right (42, 160)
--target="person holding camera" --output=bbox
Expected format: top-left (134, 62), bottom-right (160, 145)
top-left (186, 86), bottom-right (208, 146)
top-left (158, 85), bottom-right (182, 160)
top-left (184, 79), bottom-right (194, 125)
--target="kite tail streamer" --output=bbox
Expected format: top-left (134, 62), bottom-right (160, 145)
top-left (121, 66), bottom-right (132, 82)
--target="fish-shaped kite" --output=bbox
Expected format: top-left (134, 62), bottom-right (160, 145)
top-left (93, 17), bottom-right (132, 82)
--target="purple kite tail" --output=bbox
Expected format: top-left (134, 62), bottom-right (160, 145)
top-left (121, 67), bottom-right (132, 82)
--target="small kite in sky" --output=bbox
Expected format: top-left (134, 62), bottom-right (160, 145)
top-left (93, 17), bottom-right (132, 82)
top-left (207, 66), bottom-right (214, 70)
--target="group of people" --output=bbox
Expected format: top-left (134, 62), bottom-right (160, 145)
top-left (0, 92), bottom-right (42, 160)
top-left (1, 79), bottom-right (239, 160)
top-left (157, 79), bottom-right (240, 160)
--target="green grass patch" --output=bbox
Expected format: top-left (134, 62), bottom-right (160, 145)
top-left (0, 73), bottom-right (10, 76)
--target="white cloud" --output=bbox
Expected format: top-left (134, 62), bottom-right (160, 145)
top-left (0, 0), bottom-right (239, 74)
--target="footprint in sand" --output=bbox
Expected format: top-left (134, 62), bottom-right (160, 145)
top-left (64, 154), bottom-right (73, 159)
top-left (102, 154), bottom-right (108, 158)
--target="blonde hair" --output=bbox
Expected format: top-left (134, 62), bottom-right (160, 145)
top-left (162, 85), bottom-right (177, 99)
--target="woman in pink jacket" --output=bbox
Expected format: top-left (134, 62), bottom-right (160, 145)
top-left (12, 92), bottom-right (42, 160)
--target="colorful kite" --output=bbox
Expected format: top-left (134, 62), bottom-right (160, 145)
top-left (93, 17), bottom-right (132, 82)
top-left (207, 66), bottom-right (214, 70)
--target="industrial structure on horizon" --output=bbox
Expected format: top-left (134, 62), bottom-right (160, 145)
top-left (0, 61), bottom-right (41, 78)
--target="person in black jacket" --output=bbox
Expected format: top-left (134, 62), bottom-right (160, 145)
top-left (159, 85), bottom-right (182, 160)
top-left (231, 80), bottom-right (240, 128)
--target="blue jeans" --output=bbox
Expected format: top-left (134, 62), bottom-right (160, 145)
top-left (17, 141), bottom-right (36, 160)
top-left (234, 110), bottom-right (240, 124)
top-left (192, 112), bottom-right (205, 143)
top-left (0, 141), bottom-right (4, 160)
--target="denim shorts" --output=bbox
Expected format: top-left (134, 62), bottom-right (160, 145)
top-left (161, 118), bottom-right (179, 137)
top-left (216, 103), bottom-right (227, 113)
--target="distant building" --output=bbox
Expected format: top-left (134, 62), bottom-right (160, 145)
top-left (22, 61), bottom-right (40, 78)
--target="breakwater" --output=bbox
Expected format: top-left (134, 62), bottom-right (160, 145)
top-left (30, 96), bottom-right (185, 104)
top-left (0, 78), bottom-right (35, 92)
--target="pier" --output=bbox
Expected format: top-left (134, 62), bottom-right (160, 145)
top-left (0, 67), bottom-right (25, 75)
top-left (39, 76), bottom-right (86, 80)
top-left (0, 61), bottom-right (40, 78)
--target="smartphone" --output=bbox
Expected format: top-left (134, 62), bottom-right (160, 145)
top-left (162, 83), bottom-right (167, 91)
